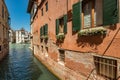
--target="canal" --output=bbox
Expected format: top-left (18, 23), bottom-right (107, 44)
top-left (0, 44), bottom-right (59, 80)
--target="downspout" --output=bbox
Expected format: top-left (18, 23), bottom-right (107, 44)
top-left (118, 0), bottom-right (120, 22)
top-left (67, 0), bottom-right (68, 12)
top-left (102, 0), bottom-right (120, 56)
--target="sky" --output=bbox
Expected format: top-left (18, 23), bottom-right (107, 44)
top-left (5, 0), bottom-right (30, 32)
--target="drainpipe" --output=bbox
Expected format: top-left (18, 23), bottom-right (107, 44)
top-left (102, 0), bottom-right (120, 56)
top-left (118, 0), bottom-right (120, 22)
top-left (67, 0), bottom-right (68, 12)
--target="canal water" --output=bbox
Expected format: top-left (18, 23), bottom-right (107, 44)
top-left (0, 44), bottom-right (59, 80)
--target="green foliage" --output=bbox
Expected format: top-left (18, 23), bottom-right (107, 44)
top-left (44, 35), bottom-right (48, 39)
top-left (78, 27), bottom-right (107, 37)
top-left (56, 33), bottom-right (65, 42)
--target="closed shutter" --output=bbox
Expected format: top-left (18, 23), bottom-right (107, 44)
top-left (56, 19), bottom-right (59, 35)
top-left (40, 27), bottom-right (43, 37)
top-left (43, 25), bottom-right (45, 35)
top-left (64, 14), bottom-right (67, 34)
top-left (72, 1), bottom-right (81, 31)
top-left (103, 0), bottom-right (118, 26)
top-left (45, 24), bottom-right (48, 36)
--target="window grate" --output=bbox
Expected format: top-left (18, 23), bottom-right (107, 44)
top-left (94, 56), bottom-right (117, 80)
top-left (59, 50), bottom-right (65, 62)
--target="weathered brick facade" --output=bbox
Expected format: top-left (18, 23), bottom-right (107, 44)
top-left (0, 0), bottom-right (10, 61)
top-left (27, 0), bottom-right (120, 79)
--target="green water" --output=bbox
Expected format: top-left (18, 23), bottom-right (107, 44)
top-left (0, 44), bottom-right (59, 80)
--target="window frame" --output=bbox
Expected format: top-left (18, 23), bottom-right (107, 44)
top-left (59, 17), bottom-right (64, 33)
top-left (59, 50), bottom-right (65, 63)
top-left (45, 2), bottom-right (48, 12)
top-left (82, 0), bottom-right (96, 29)
top-left (56, 15), bottom-right (67, 35)
top-left (0, 45), bottom-right (1, 51)
top-left (41, 8), bottom-right (44, 16)
top-left (2, 5), bottom-right (4, 19)
top-left (94, 56), bottom-right (117, 79)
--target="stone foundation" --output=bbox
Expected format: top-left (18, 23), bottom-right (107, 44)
top-left (33, 45), bottom-right (106, 80)
top-left (33, 39), bottom-right (120, 80)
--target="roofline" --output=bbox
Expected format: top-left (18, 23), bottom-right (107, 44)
top-left (27, 0), bottom-right (34, 13)
top-left (27, 0), bottom-right (46, 13)
top-left (27, 0), bottom-right (33, 13)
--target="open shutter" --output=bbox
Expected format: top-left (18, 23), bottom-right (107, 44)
top-left (56, 19), bottom-right (59, 35)
top-left (72, 1), bottom-right (81, 31)
top-left (64, 14), bottom-right (67, 34)
top-left (45, 24), bottom-right (48, 36)
top-left (103, 0), bottom-right (118, 26)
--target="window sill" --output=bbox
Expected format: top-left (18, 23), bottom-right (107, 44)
top-left (78, 27), bottom-right (107, 37)
top-left (56, 33), bottom-right (65, 42)
top-left (58, 61), bottom-right (65, 66)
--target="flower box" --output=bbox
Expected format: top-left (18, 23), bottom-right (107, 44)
top-left (78, 27), bottom-right (107, 37)
top-left (56, 33), bottom-right (65, 42)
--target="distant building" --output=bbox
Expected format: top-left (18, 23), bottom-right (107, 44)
top-left (0, 0), bottom-right (10, 61)
top-left (15, 28), bottom-right (30, 44)
top-left (9, 29), bottom-right (16, 43)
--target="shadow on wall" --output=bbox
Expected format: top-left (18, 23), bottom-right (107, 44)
top-left (76, 24), bottom-right (117, 50)
top-left (109, 24), bottom-right (117, 31)
top-left (77, 35), bottom-right (106, 50)
top-left (56, 39), bottom-right (64, 47)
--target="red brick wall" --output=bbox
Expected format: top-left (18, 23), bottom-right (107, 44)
top-left (65, 58), bottom-right (91, 77)
top-left (48, 52), bottom-right (58, 62)
top-left (33, 0), bottom-right (120, 58)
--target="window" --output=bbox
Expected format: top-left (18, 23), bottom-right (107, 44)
top-left (45, 47), bottom-right (48, 52)
top-left (45, 2), bottom-right (48, 12)
top-left (40, 24), bottom-right (48, 38)
top-left (72, 0), bottom-right (118, 31)
top-left (41, 8), bottom-right (43, 16)
top-left (94, 56), bottom-right (117, 79)
top-left (2, 5), bottom-right (4, 19)
top-left (82, 0), bottom-right (97, 28)
top-left (56, 15), bottom-right (67, 35)
top-left (59, 17), bottom-right (64, 33)
top-left (41, 46), bottom-right (43, 53)
top-left (0, 46), bottom-right (1, 51)
top-left (82, 0), bottom-right (103, 28)
top-left (82, 0), bottom-right (92, 28)
top-left (59, 50), bottom-right (65, 62)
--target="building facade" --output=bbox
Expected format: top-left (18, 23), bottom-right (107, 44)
top-left (15, 28), bottom-right (30, 44)
top-left (27, 0), bottom-right (120, 80)
top-left (9, 29), bottom-right (16, 43)
top-left (0, 0), bottom-right (10, 61)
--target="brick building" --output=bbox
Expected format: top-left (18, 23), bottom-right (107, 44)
top-left (0, 0), bottom-right (10, 61)
top-left (27, 0), bottom-right (120, 80)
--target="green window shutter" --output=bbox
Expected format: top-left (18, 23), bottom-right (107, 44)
top-left (40, 28), bottom-right (42, 37)
top-left (43, 25), bottom-right (45, 36)
top-left (45, 24), bottom-right (48, 36)
top-left (64, 14), bottom-right (67, 34)
top-left (103, 0), bottom-right (118, 26)
top-left (40, 27), bottom-right (43, 37)
top-left (72, 1), bottom-right (81, 31)
top-left (56, 19), bottom-right (59, 35)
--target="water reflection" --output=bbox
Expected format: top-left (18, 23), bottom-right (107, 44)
top-left (0, 44), bottom-right (59, 80)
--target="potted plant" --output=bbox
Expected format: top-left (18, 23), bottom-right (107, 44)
top-left (78, 27), bottom-right (107, 37)
top-left (56, 33), bottom-right (65, 42)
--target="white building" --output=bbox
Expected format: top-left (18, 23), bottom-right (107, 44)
top-left (9, 29), bottom-right (16, 43)
top-left (15, 28), bottom-right (30, 44)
